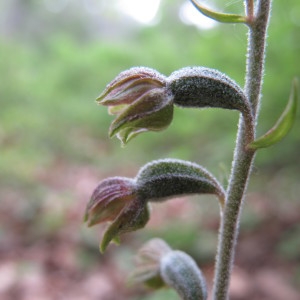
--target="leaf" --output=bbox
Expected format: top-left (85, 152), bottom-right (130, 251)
top-left (190, 0), bottom-right (246, 24)
top-left (248, 78), bottom-right (298, 150)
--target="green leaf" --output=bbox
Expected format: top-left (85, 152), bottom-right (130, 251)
top-left (248, 78), bottom-right (298, 150)
top-left (190, 0), bottom-right (247, 24)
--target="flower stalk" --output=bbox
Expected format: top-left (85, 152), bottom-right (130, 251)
top-left (212, 1), bottom-right (272, 299)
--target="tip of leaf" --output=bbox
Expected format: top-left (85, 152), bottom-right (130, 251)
top-left (248, 78), bottom-right (298, 150)
top-left (190, 0), bottom-right (247, 24)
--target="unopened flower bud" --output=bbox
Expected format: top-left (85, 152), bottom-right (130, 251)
top-left (97, 67), bottom-right (172, 145)
top-left (84, 177), bottom-right (150, 253)
top-left (131, 238), bottom-right (208, 300)
top-left (84, 159), bottom-right (225, 252)
top-left (131, 238), bottom-right (172, 288)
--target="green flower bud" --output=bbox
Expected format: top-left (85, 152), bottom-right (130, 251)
top-left (130, 238), bottom-right (172, 289)
top-left (131, 238), bottom-right (208, 300)
top-left (161, 250), bottom-right (207, 300)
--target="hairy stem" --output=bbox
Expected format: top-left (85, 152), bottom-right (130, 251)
top-left (212, 1), bottom-right (271, 299)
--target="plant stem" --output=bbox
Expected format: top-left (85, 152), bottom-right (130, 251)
top-left (212, 1), bottom-right (271, 299)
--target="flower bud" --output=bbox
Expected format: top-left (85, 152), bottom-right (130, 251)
top-left (84, 177), bottom-right (150, 253)
top-left (97, 67), bottom-right (172, 145)
top-left (130, 238), bottom-right (172, 288)
top-left (109, 88), bottom-right (173, 145)
top-left (85, 159), bottom-right (225, 252)
top-left (131, 238), bottom-right (208, 300)
top-left (161, 250), bottom-right (207, 300)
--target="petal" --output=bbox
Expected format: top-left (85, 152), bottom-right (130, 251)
top-left (100, 78), bottom-right (166, 106)
top-left (84, 177), bottom-right (135, 226)
top-left (97, 67), bottom-right (167, 103)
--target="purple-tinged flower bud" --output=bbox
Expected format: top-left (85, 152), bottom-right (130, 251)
top-left (97, 67), bottom-right (172, 145)
top-left (85, 159), bottom-right (225, 252)
top-left (84, 177), bottom-right (135, 227)
top-left (109, 88), bottom-right (173, 145)
top-left (84, 177), bottom-right (150, 252)
top-left (98, 67), bottom-right (167, 105)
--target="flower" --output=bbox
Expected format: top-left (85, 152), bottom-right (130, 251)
top-left (97, 67), bottom-right (173, 145)
top-left (84, 177), bottom-right (135, 226)
top-left (84, 159), bottom-right (225, 252)
top-left (84, 177), bottom-right (150, 253)
top-left (97, 66), bottom-right (252, 145)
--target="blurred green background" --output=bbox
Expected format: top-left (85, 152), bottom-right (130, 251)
top-left (0, 1), bottom-right (299, 299)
